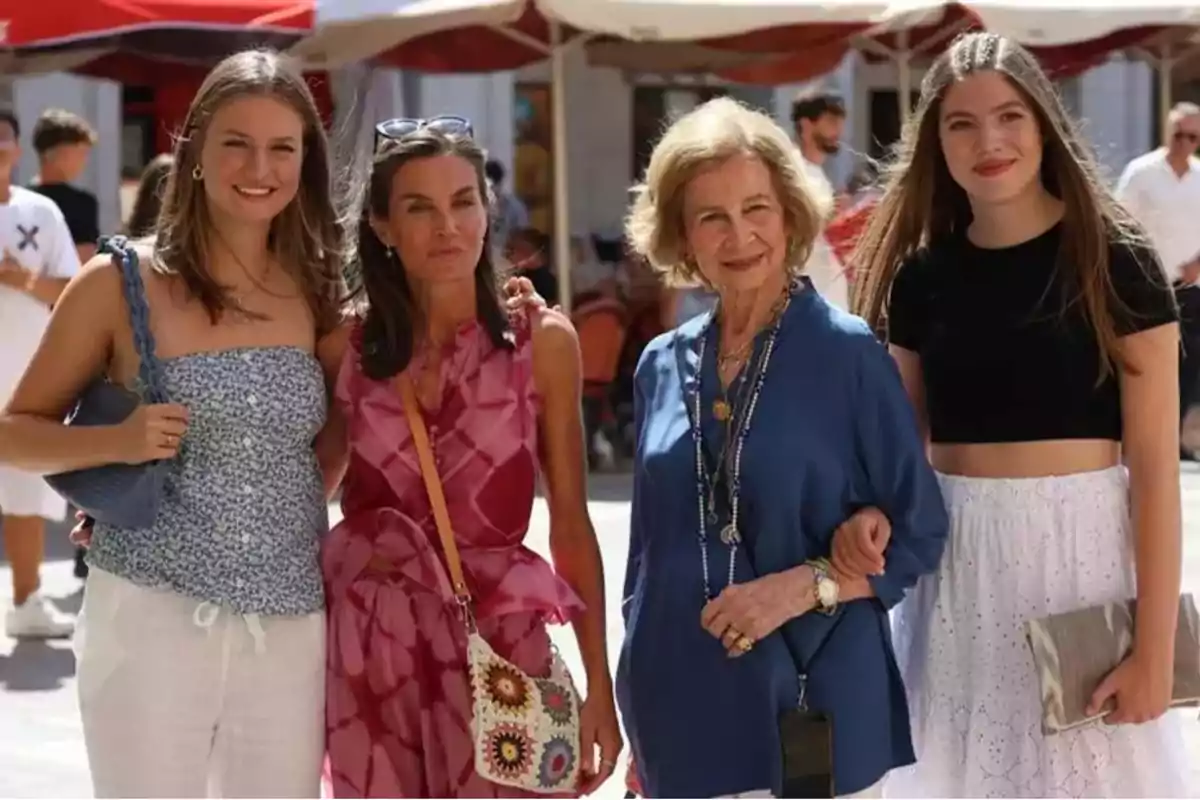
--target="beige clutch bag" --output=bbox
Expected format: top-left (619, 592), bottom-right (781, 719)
top-left (1024, 593), bottom-right (1200, 734)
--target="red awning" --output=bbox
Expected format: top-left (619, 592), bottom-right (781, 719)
top-left (2, 1), bottom-right (312, 48)
top-left (2, 1), bottom-right (314, 84)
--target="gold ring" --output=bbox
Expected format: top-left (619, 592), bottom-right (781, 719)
top-left (735, 635), bottom-right (754, 653)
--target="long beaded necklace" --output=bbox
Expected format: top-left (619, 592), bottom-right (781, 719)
top-left (711, 290), bottom-right (791, 421)
top-left (690, 288), bottom-right (791, 602)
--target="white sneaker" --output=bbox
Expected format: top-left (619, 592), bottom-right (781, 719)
top-left (5, 592), bottom-right (75, 640)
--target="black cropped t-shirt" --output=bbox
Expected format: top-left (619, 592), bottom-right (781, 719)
top-left (887, 223), bottom-right (1178, 444)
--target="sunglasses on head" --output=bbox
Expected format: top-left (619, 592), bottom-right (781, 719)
top-left (374, 115), bottom-right (474, 148)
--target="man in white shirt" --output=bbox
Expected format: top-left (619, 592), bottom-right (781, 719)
top-left (791, 90), bottom-right (850, 312)
top-left (1116, 102), bottom-right (1200, 457)
top-left (0, 109), bottom-right (80, 638)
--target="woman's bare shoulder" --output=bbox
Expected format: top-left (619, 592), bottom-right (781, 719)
top-left (63, 251), bottom-right (124, 309)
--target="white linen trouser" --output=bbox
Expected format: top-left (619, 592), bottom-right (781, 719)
top-left (73, 568), bottom-right (325, 798)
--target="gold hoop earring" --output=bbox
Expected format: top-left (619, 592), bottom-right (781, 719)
top-left (192, 164), bottom-right (204, 181)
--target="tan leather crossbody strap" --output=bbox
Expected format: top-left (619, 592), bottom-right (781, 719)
top-left (397, 374), bottom-right (471, 603)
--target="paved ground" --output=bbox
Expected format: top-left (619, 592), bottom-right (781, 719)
top-left (2, 469), bottom-right (1199, 798)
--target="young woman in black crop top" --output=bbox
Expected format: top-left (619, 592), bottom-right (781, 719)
top-left (842, 32), bottom-right (1194, 797)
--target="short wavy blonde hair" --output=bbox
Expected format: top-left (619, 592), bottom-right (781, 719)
top-left (625, 96), bottom-right (830, 286)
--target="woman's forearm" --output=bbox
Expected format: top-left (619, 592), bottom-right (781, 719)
top-left (550, 523), bottom-right (611, 690)
top-left (1128, 461), bottom-right (1182, 664)
top-left (0, 413), bottom-right (126, 474)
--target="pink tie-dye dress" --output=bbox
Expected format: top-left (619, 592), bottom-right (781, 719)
top-left (323, 317), bottom-right (584, 798)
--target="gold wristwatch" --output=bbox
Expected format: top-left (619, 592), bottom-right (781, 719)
top-left (807, 558), bottom-right (839, 616)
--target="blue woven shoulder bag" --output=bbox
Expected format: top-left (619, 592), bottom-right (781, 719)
top-left (44, 236), bottom-right (169, 529)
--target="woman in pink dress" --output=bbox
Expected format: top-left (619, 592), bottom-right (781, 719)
top-left (315, 116), bottom-right (622, 798)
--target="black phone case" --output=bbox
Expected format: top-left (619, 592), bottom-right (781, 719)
top-left (779, 708), bottom-right (834, 798)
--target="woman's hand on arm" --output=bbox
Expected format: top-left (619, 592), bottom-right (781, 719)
top-left (830, 506), bottom-right (891, 580)
top-left (0, 255), bottom-right (186, 473)
top-left (532, 308), bottom-right (622, 793)
top-left (1088, 322), bottom-right (1181, 724)
top-left (314, 322), bottom-right (352, 499)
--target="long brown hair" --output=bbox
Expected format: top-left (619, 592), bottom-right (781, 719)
top-left (349, 130), bottom-right (510, 381)
top-left (153, 49), bottom-right (344, 333)
top-left (853, 32), bottom-right (1155, 380)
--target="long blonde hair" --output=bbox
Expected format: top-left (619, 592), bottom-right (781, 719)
top-left (153, 50), bottom-right (345, 334)
top-left (853, 32), bottom-right (1154, 379)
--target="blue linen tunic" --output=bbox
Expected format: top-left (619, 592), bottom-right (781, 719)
top-left (616, 284), bottom-right (949, 798)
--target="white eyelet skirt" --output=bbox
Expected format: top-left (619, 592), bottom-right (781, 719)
top-left (885, 467), bottom-right (1196, 798)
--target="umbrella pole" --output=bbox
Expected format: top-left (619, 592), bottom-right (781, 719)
top-left (1159, 43), bottom-right (1174, 130)
top-left (550, 21), bottom-right (573, 315)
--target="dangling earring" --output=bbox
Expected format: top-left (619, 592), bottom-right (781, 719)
top-left (192, 164), bottom-right (204, 181)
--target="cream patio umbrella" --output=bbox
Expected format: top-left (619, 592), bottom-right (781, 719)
top-left (292, 0), bottom-right (907, 311)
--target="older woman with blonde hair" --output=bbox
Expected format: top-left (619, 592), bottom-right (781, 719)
top-left (615, 96), bottom-right (949, 798)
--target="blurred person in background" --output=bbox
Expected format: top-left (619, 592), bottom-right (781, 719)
top-left (28, 108), bottom-right (100, 264)
top-left (486, 158), bottom-right (529, 253)
top-left (827, 163), bottom-right (883, 288)
top-left (28, 109), bottom-right (102, 582)
top-left (124, 154), bottom-right (174, 239)
top-left (0, 108), bottom-right (81, 640)
top-left (570, 233), bottom-right (619, 303)
top-left (791, 90), bottom-right (850, 311)
top-left (1116, 102), bottom-right (1200, 460)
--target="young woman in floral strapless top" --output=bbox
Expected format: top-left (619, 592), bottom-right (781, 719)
top-left (0, 51), bottom-right (345, 797)
top-left (315, 119), bottom-right (622, 798)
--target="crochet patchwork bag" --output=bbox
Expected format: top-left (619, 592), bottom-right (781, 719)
top-left (398, 375), bottom-right (582, 793)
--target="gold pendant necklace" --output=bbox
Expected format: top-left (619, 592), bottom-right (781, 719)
top-left (711, 283), bottom-right (790, 422)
